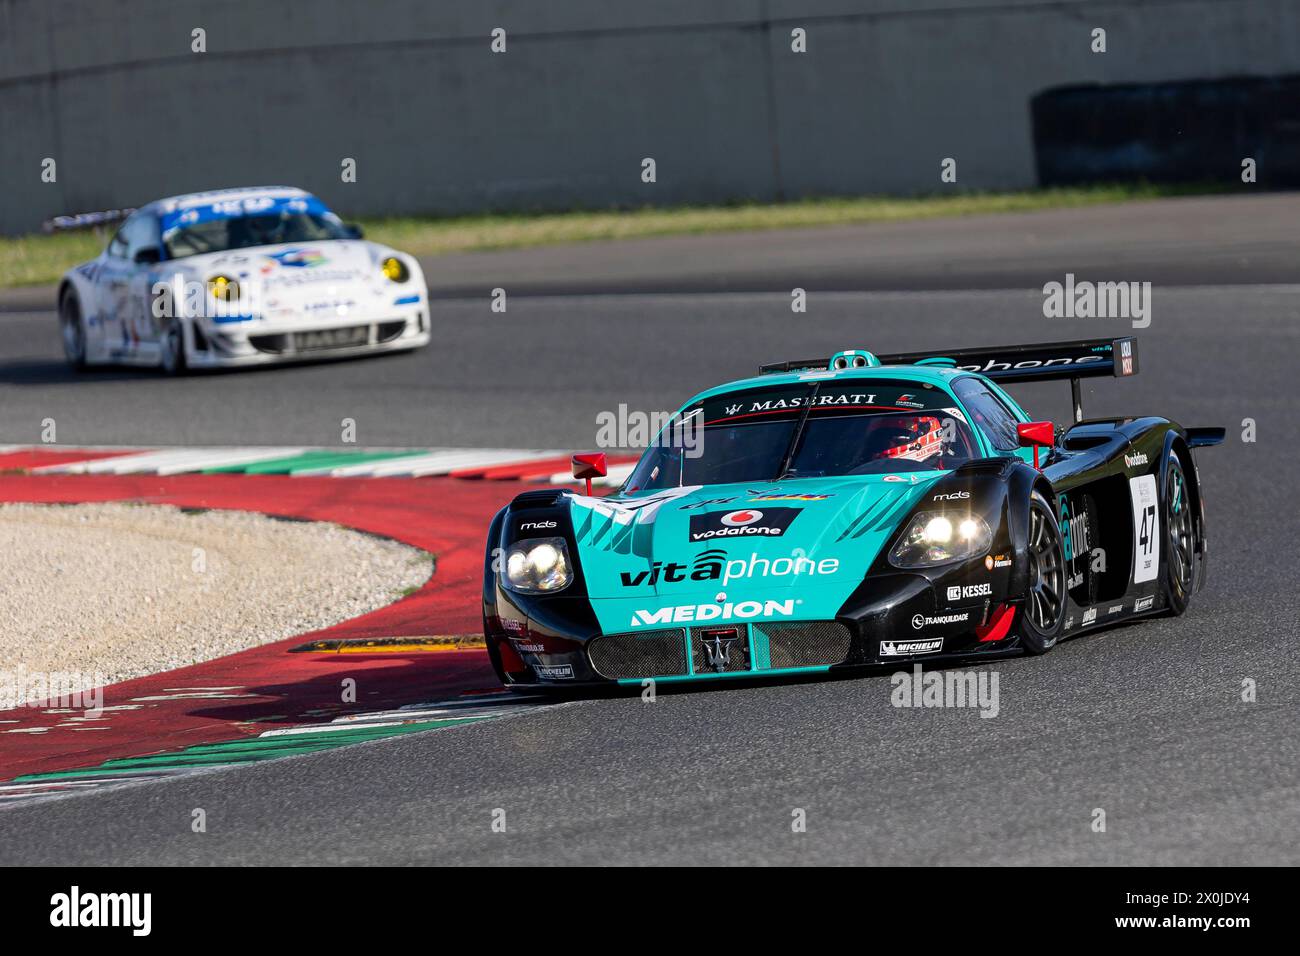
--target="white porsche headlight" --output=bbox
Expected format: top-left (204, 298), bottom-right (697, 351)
top-left (890, 512), bottom-right (992, 569)
top-left (208, 275), bottom-right (240, 300)
top-left (501, 537), bottom-right (573, 593)
top-left (381, 256), bottom-right (409, 283)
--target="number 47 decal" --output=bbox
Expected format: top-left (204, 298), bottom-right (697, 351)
top-left (1130, 476), bottom-right (1160, 583)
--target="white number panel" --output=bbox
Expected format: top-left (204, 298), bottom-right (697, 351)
top-left (1129, 474), bottom-right (1160, 583)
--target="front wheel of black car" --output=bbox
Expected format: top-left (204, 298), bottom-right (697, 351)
top-left (1162, 451), bottom-right (1196, 617)
top-left (1018, 490), bottom-right (1067, 654)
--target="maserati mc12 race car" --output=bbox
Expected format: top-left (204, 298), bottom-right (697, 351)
top-left (483, 338), bottom-right (1224, 689)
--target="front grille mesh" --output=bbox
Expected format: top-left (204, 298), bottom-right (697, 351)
top-left (588, 629), bottom-right (688, 680)
top-left (248, 320), bottom-right (408, 355)
top-left (754, 622), bottom-right (852, 668)
top-left (589, 620), bottom-right (852, 679)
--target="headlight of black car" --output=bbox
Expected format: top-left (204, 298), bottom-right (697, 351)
top-left (889, 512), bottom-right (992, 568)
top-left (501, 536), bottom-right (573, 593)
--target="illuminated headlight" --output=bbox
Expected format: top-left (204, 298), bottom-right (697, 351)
top-left (381, 256), bottom-right (409, 283)
top-left (208, 275), bottom-right (239, 300)
top-left (501, 536), bottom-right (572, 593)
top-left (890, 512), bottom-right (992, 568)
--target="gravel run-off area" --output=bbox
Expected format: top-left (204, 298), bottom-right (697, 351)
top-left (0, 502), bottom-right (432, 702)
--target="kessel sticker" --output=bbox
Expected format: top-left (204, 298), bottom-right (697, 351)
top-left (688, 508), bottom-right (799, 542)
top-left (1129, 474), bottom-right (1160, 583)
top-left (947, 582), bottom-right (991, 601)
top-left (881, 638), bottom-right (943, 657)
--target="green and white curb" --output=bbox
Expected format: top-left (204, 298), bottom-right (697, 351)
top-left (0, 693), bottom-right (548, 804)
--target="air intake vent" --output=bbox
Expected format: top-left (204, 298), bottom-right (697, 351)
top-left (511, 490), bottom-right (567, 510)
top-left (753, 621), bottom-right (851, 668)
top-left (588, 629), bottom-right (688, 679)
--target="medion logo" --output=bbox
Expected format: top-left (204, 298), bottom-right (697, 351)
top-left (50, 886), bottom-right (151, 936)
top-left (629, 599), bottom-right (796, 628)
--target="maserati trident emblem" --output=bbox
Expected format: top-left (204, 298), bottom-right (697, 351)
top-left (700, 627), bottom-right (742, 672)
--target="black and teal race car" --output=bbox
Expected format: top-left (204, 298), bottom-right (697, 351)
top-left (483, 337), bottom-right (1223, 689)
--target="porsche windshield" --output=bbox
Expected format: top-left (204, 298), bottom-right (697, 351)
top-left (624, 381), bottom-right (981, 491)
top-left (160, 195), bottom-right (352, 258)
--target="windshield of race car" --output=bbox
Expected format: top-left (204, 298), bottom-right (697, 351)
top-left (624, 381), bottom-right (982, 491)
top-left (160, 195), bottom-right (353, 258)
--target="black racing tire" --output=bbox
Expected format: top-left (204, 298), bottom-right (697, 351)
top-left (59, 290), bottom-right (88, 370)
top-left (486, 634), bottom-right (509, 686)
top-left (1161, 451), bottom-right (1196, 617)
top-left (159, 320), bottom-right (188, 376)
top-left (1017, 490), bottom-right (1068, 654)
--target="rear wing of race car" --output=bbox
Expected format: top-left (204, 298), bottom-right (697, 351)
top-left (761, 337), bottom-right (1138, 423)
top-left (41, 207), bottom-right (135, 234)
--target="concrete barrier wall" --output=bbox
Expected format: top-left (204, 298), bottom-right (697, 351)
top-left (2, 0), bottom-right (1299, 234)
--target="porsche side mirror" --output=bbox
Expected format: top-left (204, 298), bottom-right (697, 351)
top-left (133, 246), bottom-right (162, 265)
top-left (1017, 421), bottom-right (1055, 469)
top-left (571, 452), bottom-right (607, 495)
top-left (344, 223), bottom-right (364, 240)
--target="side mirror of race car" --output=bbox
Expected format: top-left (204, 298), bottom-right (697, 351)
top-left (1017, 421), bottom-right (1055, 470)
top-left (572, 452), bottom-right (608, 495)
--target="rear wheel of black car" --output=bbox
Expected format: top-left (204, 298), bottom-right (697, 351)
top-left (1162, 451), bottom-right (1195, 616)
top-left (1018, 490), bottom-right (1067, 654)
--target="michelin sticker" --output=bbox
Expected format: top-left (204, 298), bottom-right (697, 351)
top-left (880, 638), bottom-right (943, 657)
top-left (1129, 474), bottom-right (1160, 583)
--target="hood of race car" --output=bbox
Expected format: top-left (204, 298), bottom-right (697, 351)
top-left (176, 241), bottom-right (410, 318)
top-left (565, 474), bottom-right (946, 632)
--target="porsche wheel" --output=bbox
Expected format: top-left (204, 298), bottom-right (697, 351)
top-left (1018, 490), bottom-right (1067, 654)
top-left (159, 320), bottom-right (187, 376)
top-left (60, 291), bottom-right (88, 370)
top-left (1162, 451), bottom-right (1195, 616)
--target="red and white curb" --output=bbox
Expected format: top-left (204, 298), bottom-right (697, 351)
top-left (0, 446), bottom-right (635, 486)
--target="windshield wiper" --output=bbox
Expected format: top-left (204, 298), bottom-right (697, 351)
top-left (773, 383), bottom-right (819, 480)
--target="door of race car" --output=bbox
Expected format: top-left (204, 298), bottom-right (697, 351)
top-left (102, 212), bottom-right (164, 359)
top-left (96, 226), bottom-right (134, 356)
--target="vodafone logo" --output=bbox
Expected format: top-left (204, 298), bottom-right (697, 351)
top-left (688, 507), bottom-right (800, 542)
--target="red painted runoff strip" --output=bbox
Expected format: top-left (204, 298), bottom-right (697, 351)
top-left (451, 455), bottom-right (577, 480)
top-left (0, 473), bottom-right (515, 781)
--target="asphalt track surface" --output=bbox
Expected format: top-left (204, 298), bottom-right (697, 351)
top-left (1, 191), bottom-right (1299, 447)
top-left (1, 195), bottom-right (1299, 864)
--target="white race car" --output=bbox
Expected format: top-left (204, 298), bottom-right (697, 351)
top-left (56, 186), bottom-right (430, 372)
